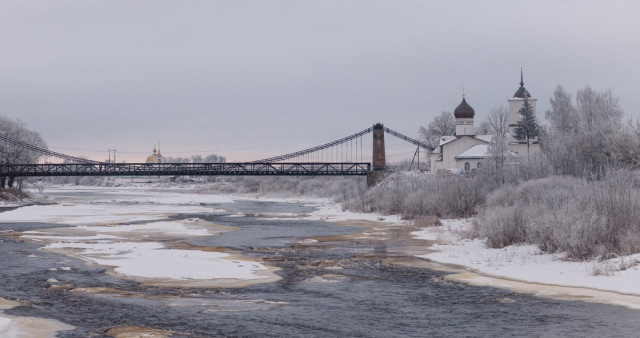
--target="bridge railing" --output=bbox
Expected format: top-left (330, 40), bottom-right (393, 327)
top-left (0, 162), bottom-right (371, 177)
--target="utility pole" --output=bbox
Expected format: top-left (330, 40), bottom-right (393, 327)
top-left (107, 149), bottom-right (117, 163)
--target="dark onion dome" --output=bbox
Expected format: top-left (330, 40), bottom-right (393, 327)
top-left (513, 69), bottom-right (532, 98)
top-left (454, 97), bottom-right (475, 119)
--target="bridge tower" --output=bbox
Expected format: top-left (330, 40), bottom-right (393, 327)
top-left (372, 123), bottom-right (386, 171)
top-left (368, 123), bottom-right (386, 186)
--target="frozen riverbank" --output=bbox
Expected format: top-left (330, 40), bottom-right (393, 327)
top-left (412, 219), bottom-right (640, 309)
top-left (242, 192), bottom-right (640, 309)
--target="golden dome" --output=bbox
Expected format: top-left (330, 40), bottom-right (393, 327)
top-left (146, 145), bottom-right (163, 163)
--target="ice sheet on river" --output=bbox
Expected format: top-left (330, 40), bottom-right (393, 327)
top-left (1, 186), bottom-right (280, 287)
top-left (22, 219), bottom-right (275, 285)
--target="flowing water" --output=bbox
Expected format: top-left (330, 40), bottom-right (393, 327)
top-left (1, 188), bottom-right (639, 337)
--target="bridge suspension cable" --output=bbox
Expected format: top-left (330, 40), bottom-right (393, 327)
top-left (255, 124), bottom-right (429, 163)
top-left (0, 133), bottom-right (102, 164)
top-left (255, 127), bottom-right (374, 163)
top-left (382, 127), bottom-right (431, 150)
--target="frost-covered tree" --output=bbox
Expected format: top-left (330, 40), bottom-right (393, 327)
top-left (0, 116), bottom-right (47, 188)
top-left (543, 85), bottom-right (625, 178)
top-left (486, 105), bottom-right (511, 184)
top-left (577, 86), bottom-right (623, 133)
top-left (0, 117), bottom-right (47, 165)
top-left (418, 111), bottom-right (455, 151)
top-left (546, 85), bottom-right (579, 134)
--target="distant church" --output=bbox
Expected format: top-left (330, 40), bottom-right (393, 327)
top-left (145, 146), bottom-right (163, 163)
top-left (430, 70), bottom-right (538, 173)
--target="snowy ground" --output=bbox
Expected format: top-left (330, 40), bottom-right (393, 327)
top-left (412, 219), bottom-right (640, 309)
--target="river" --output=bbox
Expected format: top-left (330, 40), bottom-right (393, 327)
top-left (1, 185), bottom-right (639, 337)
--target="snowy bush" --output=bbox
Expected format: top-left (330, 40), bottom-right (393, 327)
top-left (477, 171), bottom-right (640, 260)
top-left (364, 172), bottom-right (489, 219)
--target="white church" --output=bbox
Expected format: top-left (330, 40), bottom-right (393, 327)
top-left (430, 70), bottom-right (539, 173)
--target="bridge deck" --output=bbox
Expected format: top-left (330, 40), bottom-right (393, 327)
top-left (0, 162), bottom-right (371, 177)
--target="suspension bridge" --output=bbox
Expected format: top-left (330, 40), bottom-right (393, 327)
top-left (0, 123), bottom-right (429, 188)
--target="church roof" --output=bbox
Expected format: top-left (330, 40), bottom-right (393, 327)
top-left (474, 135), bottom-right (493, 143)
top-left (454, 97), bottom-right (475, 119)
top-left (455, 144), bottom-right (490, 159)
top-left (454, 144), bottom-right (519, 160)
top-left (513, 69), bottom-right (532, 98)
top-left (439, 135), bottom-right (457, 147)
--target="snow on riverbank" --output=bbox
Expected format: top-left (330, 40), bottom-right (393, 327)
top-left (249, 195), bottom-right (404, 224)
top-left (412, 219), bottom-right (640, 302)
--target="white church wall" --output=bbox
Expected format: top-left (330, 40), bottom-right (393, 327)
top-left (456, 158), bottom-right (484, 173)
top-left (440, 136), bottom-right (488, 170)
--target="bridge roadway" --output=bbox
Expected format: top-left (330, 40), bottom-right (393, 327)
top-left (0, 162), bottom-right (371, 177)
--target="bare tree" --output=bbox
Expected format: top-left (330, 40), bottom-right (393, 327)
top-left (204, 154), bottom-right (226, 163)
top-left (418, 111), bottom-right (455, 151)
top-left (476, 120), bottom-right (492, 135)
top-left (486, 105), bottom-right (511, 184)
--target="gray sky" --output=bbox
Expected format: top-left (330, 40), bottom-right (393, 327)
top-left (1, 1), bottom-right (638, 162)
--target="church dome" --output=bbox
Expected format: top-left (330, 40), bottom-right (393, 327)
top-left (513, 85), bottom-right (531, 99)
top-left (513, 69), bottom-right (532, 98)
top-left (454, 97), bottom-right (475, 119)
top-left (145, 145), bottom-right (163, 163)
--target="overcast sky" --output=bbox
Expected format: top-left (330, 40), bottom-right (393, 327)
top-left (1, 1), bottom-right (639, 162)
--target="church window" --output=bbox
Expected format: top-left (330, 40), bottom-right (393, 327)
top-left (477, 162), bottom-right (482, 169)
top-left (464, 162), bottom-right (470, 173)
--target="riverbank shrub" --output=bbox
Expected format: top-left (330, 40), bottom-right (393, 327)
top-left (363, 172), bottom-right (490, 219)
top-left (476, 170), bottom-right (640, 260)
top-left (0, 187), bottom-right (30, 202)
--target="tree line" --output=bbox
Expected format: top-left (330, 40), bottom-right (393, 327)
top-left (162, 154), bottom-right (227, 163)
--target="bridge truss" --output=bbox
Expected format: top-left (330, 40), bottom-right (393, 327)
top-left (0, 162), bottom-right (370, 177)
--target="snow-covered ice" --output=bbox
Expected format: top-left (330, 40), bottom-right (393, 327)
top-left (412, 219), bottom-right (640, 307)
